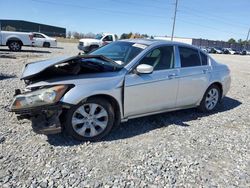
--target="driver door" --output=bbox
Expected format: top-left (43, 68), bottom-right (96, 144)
top-left (124, 46), bottom-right (179, 117)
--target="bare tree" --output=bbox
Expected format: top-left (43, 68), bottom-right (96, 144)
top-left (67, 31), bottom-right (72, 38)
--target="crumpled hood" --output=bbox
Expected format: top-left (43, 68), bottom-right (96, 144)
top-left (21, 56), bottom-right (77, 80)
top-left (26, 71), bottom-right (125, 89)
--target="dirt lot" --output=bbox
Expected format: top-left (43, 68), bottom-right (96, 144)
top-left (0, 43), bottom-right (249, 187)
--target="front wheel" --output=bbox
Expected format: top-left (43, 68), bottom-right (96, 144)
top-left (43, 42), bottom-right (50, 48)
top-left (63, 98), bottom-right (115, 141)
top-left (199, 85), bottom-right (221, 112)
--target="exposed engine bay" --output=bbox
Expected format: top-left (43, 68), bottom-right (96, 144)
top-left (23, 55), bottom-right (122, 84)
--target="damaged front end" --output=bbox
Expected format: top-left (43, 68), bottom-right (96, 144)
top-left (8, 55), bottom-right (122, 135)
top-left (9, 85), bottom-right (72, 135)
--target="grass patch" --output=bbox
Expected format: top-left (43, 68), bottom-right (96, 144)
top-left (56, 37), bottom-right (79, 43)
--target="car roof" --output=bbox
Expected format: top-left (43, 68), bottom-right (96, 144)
top-left (120, 38), bottom-right (197, 48)
top-left (33, 32), bottom-right (46, 36)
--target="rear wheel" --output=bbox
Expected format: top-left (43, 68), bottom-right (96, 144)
top-left (43, 42), bottom-right (50, 48)
top-left (199, 85), bottom-right (221, 112)
top-left (63, 97), bottom-right (115, 141)
top-left (8, 41), bottom-right (22, 51)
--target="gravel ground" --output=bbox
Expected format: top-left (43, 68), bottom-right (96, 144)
top-left (0, 43), bottom-right (249, 187)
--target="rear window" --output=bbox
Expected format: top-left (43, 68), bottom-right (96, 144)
top-left (200, 52), bottom-right (208, 65)
top-left (179, 47), bottom-right (201, 67)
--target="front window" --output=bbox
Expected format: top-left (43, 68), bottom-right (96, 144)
top-left (137, 46), bottom-right (175, 71)
top-left (34, 34), bottom-right (45, 38)
top-left (90, 41), bottom-right (147, 66)
top-left (103, 35), bottom-right (113, 42)
top-left (95, 34), bottom-right (103, 40)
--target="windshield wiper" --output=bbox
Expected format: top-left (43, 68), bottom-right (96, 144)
top-left (79, 55), bottom-right (122, 67)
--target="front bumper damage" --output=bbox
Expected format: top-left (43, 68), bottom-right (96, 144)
top-left (9, 104), bottom-right (64, 135)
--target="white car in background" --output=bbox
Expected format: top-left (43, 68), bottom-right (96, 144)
top-left (223, 48), bottom-right (236, 54)
top-left (78, 33), bottom-right (118, 53)
top-left (32, 32), bottom-right (57, 48)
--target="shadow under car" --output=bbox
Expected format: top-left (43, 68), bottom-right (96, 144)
top-left (46, 96), bottom-right (241, 146)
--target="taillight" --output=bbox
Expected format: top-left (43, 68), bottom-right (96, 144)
top-left (29, 34), bottom-right (34, 40)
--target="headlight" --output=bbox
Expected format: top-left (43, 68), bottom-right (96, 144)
top-left (11, 85), bottom-right (68, 110)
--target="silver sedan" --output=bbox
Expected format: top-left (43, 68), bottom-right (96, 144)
top-left (9, 39), bottom-right (231, 141)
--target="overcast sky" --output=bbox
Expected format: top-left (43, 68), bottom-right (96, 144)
top-left (0, 0), bottom-right (249, 40)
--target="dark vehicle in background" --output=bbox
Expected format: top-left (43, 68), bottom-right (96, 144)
top-left (232, 49), bottom-right (240, 55)
top-left (222, 48), bottom-right (235, 54)
top-left (240, 49), bottom-right (250, 55)
top-left (200, 47), bottom-right (208, 53)
top-left (210, 47), bottom-right (223, 54)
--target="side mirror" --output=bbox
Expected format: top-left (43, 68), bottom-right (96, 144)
top-left (136, 64), bottom-right (153, 74)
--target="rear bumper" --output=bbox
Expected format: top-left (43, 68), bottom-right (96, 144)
top-left (222, 74), bottom-right (231, 97)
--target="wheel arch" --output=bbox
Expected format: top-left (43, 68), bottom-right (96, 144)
top-left (86, 94), bottom-right (121, 126)
top-left (209, 82), bottom-right (223, 96)
top-left (205, 81), bottom-right (223, 102)
top-left (7, 38), bottom-right (23, 46)
top-left (89, 44), bottom-right (100, 51)
top-left (43, 41), bottom-right (50, 47)
top-left (197, 81), bottom-right (223, 106)
top-left (89, 44), bottom-right (99, 48)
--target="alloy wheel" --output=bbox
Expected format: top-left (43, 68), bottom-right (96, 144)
top-left (72, 103), bottom-right (109, 138)
top-left (205, 88), bottom-right (219, 110)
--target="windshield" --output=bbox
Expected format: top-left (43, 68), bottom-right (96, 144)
top-left (90, 41), bottom-right (147, 66)
top-left (95, 34), bottom-right (103, 40)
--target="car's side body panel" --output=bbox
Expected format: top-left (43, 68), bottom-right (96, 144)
top-left (124, 69), bottom-right (179, 117)
top-left (176, 65), bottom-right (212, 106)
top-left (209, 57), bottom-right (231, 97)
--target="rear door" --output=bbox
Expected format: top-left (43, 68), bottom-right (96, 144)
top-left (176, 46), bottom-right (211, 107)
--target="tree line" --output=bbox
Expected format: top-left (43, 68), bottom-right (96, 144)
top-left (67, 31), bottom-right (153, 39)
top-left (67, 31), bottom-right (249, 45)
top-left (228, 38), bottom-right (249, 45)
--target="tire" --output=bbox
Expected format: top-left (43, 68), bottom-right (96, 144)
top-left (198, 84), bottom-right (221, 112)
top-left (8, 41), bottom-right (22, 51)
top-left (43, 42), bottom-right (50, 48)
top-left (89, 45), bottom-right (98, 52)
top-left (63, 97), bottom-right (115, 141)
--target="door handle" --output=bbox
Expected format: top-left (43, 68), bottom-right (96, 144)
top-left (203, 69), bottom-right (209, 74)
top-left (168, 73), bottom-right (177, 79)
